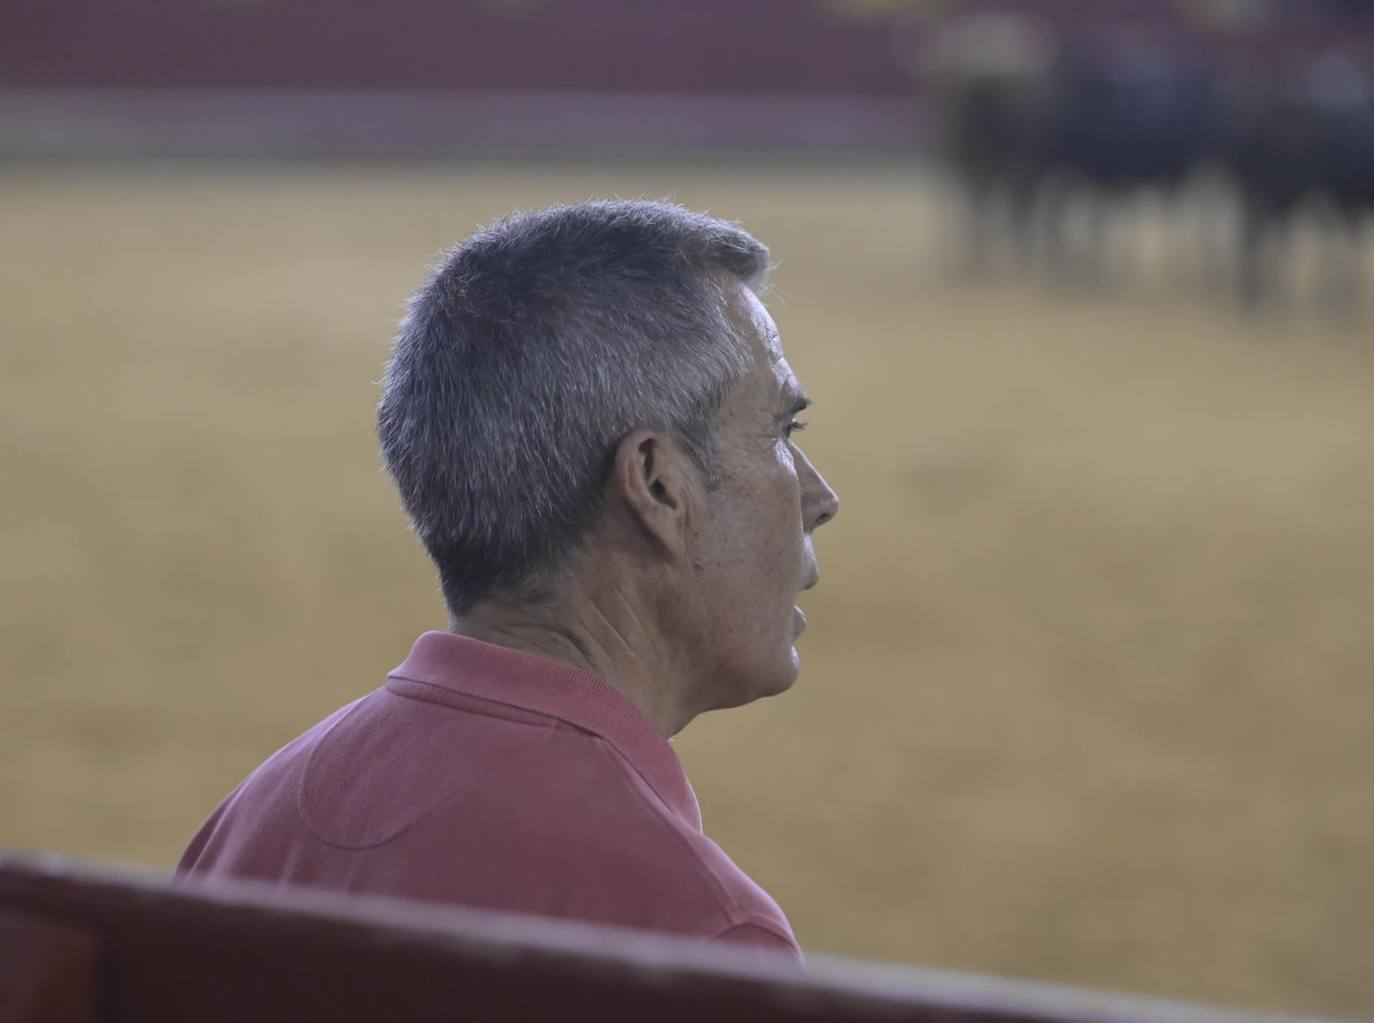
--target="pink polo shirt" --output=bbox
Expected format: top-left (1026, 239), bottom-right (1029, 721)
top-left (178, 631), bottom-right (802, 964)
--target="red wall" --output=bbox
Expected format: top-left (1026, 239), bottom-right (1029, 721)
top-left (0, 0), bottom-right (1266, 97)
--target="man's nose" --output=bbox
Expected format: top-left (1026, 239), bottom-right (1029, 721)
top-left (797, 447), bottom-right (839, 532)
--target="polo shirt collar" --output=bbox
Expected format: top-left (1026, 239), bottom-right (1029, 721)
top-left (388, 631), bottom-right (703, 831)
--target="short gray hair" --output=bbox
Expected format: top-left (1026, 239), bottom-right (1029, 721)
top-left (378, 199), bottom-right (772, 615)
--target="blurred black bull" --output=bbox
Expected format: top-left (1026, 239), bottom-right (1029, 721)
top-left (922, 14), bottom-right (1058, 272)
top-left (1035, 36), bottom-right (1221, 280)
top-left (923, 13), bottom-right (1374, 308)
top-left (1224, 51), bottom-right (1374, 306)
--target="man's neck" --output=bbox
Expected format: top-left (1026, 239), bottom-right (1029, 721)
top-left (449, 581), bottom-right (698, 737)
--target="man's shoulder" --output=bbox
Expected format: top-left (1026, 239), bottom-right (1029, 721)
top-left (178, 684), bottom-right (558, 866)
top-left (182, 682), bottom-right (793, 945)
top-left (358, 687), bottom-right (788, 935)
top-left (413, 726), bottom-right (789, 936)
top-left (196, 683), bottom-right (682, 872)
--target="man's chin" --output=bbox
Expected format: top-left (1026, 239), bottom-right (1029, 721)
top-left (705, 655), bottom-right (800, 713)
top-left (755, 649), bottom-right (804, 701)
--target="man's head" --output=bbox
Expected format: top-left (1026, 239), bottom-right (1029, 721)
top-left (378, 199), bottom-right (837, 722)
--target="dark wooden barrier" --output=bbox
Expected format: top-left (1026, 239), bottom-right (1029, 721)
top-left (0, 853), bottom-right (1346, 1023)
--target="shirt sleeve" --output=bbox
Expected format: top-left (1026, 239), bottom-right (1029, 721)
top-left (710, 921), bottom-right (806, 968)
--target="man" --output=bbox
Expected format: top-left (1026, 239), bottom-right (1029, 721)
top-left (178, 199), bottom-right (839, 964)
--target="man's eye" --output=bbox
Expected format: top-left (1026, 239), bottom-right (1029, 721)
top-left (784, 419), bottom-right (808, 438)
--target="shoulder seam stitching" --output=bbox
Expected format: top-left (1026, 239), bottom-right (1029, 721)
top-left (590, 738), bottom-right (749, 927)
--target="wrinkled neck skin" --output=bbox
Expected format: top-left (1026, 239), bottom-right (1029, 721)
top-left (449, 550), bottom-right (705, 739)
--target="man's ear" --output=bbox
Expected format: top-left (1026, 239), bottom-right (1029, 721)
top-left (610, 429), bottom-right (696, 562)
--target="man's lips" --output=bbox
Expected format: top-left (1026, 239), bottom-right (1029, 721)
top-left (796, 571), bottom-right (818, 636)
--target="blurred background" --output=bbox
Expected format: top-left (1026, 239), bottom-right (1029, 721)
top-left (3, 0), bottom-right (1374, 1017)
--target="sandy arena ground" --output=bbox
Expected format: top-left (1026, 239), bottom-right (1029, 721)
top-left (2, 159), bottom-right (1372, 1018)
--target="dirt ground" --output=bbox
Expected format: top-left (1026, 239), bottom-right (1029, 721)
top-left (2, 159), bottom-right (1372, 1018)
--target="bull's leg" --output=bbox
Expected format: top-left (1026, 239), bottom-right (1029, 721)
top-left (956, 176), bottom-right (996, 277)
top-left (1193, 174), bottom-right (1237, 298)
top-left (1315, 202), bottom-right (1366, 319)
top-left (1036, 172), bottom-right (1079, 284)
top-left (1039, 178), bottom-right (1119, 290)
top-left (1070, 187), bottom-right (1112, 289)
top-left (1006, 175), bottom-right (1041, 273)
top-left (1237, 196), bottom-right (1281, 310)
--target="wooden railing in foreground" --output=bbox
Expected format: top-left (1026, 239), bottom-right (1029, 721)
top-left (0, 853), bottom-right (1346, 1023)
